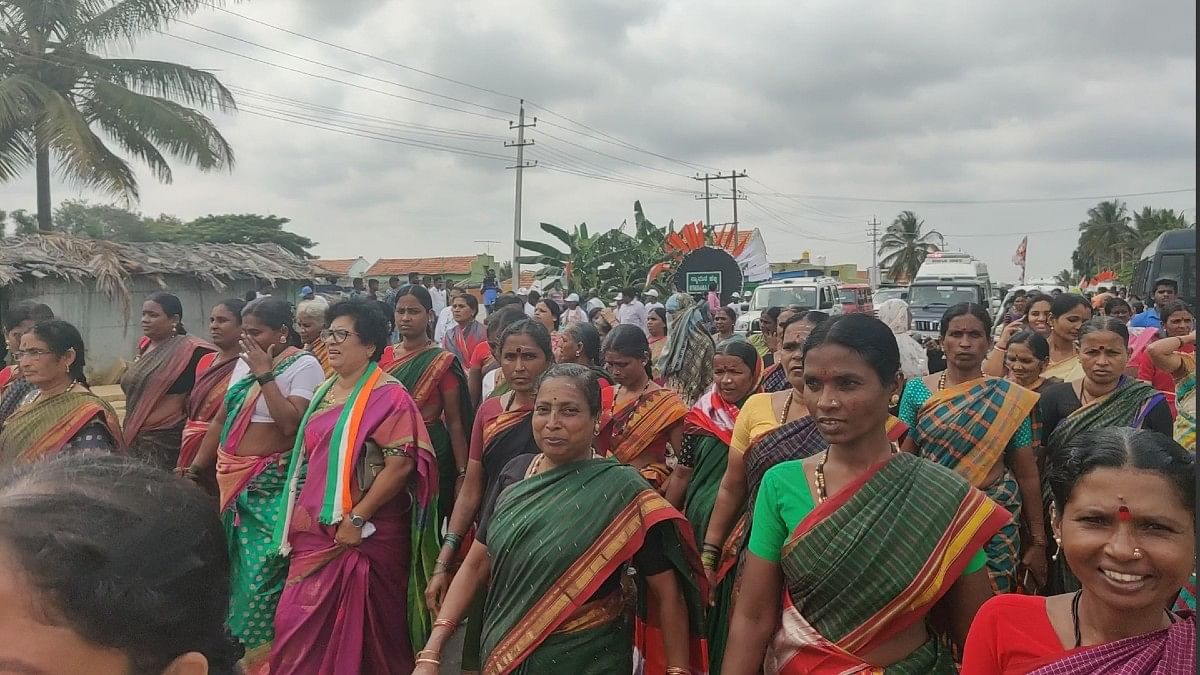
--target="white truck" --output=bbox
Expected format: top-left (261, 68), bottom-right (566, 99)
top-left (734, 276), bottom-right (843, 335)
top-left (907, 253), bottom-right (995, 341)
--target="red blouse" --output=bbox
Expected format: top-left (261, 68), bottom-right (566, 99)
top-left (962, 594), bottom-right (1066, 674)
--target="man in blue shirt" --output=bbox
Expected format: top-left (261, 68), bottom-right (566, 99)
top-left (481, 267), bottom-right (499, 309)
top-left (1130, 277), bottom-right (1178, 330)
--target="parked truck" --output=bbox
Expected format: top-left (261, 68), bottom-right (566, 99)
top-left (908, 252), bottom-right (996, 342)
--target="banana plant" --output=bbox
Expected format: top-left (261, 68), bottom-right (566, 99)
top-left (517, 221), bottom-right (633, 292)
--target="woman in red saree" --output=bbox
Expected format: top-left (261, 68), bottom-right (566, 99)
top-left (0, 320), bottom-right (122, 467)
top-left (416, 363), bottom-right (706, 675)
top-left (120, 292), bottom-right (214, 469)
top-left (962, 427), bottom-right (1195, 674)
top-left (724, 314), bottom-right (1004, 674)
top-left (426, 318), bottom-right (553, 673)
top-left (177, 298), bottom-right (245, 471)
top-left (442, 292), bottom-right (486, 365)
top-left (595, 324), bottom-right (687, 490)
top-left (269, 300), bottom-right (438, 675)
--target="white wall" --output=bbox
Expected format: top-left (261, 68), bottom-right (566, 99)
top-left (2, 276), bottom-right (302, 384)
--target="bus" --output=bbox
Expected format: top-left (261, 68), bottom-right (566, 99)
top-left (1133, 229), bottom-right (1195, 307)
top-left (838, 283), bottom-right (874, 314)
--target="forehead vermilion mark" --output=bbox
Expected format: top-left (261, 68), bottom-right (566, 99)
top-left (1117, 505), bottom-right (1133, 521)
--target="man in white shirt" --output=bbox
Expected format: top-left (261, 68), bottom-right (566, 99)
top-left (727, 291), bottom-right (743, 316)
top-left (561, 293), bottom-right (588, 325)
top-left (426, 275), bottom-right (447, 314)
top-left (643, 288), bottom-right (664, 313)
top-left (615, 287), bottom-right (648, 335)
top-left (433, 286), bottom-right (462, 345)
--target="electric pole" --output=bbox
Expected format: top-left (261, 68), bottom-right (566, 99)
top-left (720, 171), bottom-right (748, 229)
top-left (867, 216), bottom-right (880, 287)
top-left (693, 173), bottom-right (717, 230)
top-left (505, 100), bottom-right (536, 290)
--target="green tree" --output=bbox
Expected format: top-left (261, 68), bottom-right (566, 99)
top-left (517, 222), bottom-right (634, 292)
top-left (1074, 200), bottom-right (1133, 276)
top-left (179, 214), bottom-right (316, 258)
top-left (8, 208), bottom-right (38, 235)
top-left (0, 0), bottom-right (236, 231)
top-left (1054, 269), bottom-right (1075, 286)
top-left (879, 210), bottom-right (943, 282)
top-left (1132, 206), bottom-right (1189, 248)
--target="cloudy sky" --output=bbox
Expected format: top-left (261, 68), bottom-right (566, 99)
top-left (2, 0), bottom-right (1194, 281)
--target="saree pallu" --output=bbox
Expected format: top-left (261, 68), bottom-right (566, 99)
top-left (1044, 355), bottom-right (1084, 382)
top-left (270, 381), bottom-right (437, 675)
top-left (761, 364), bottom-right (790, 393)
top-left (382, 345), bottom-right (473, 521)
top-left (481, 458), bottom-right (707, 675)
top-left (306, 339), bottom-right (333, 377)
top-left (1174, 353), bottom-right (1195, 451)
top-left (120, 334), bottom-right (213, 468)
top-left (1028, 613), bottom-right (1194, 675)
top-left (443, 320), bottom-right (487, 365)
top-left (767, 453), bottom-right (1010, 674)
top-left (178, 354), bottom-right (237, 469)
top-left (595, 387), bottom-right (688, 489)
top-left (0, 391), bottom-right (122, 467)
top-left (216, 348), bottom-right (307, 672)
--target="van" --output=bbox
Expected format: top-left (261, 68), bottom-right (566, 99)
top-left (838, 284), bottom-right (873, 314)
top-left (1133, 229), bottom-right (1195, 307)
top-left (735, 276), bottom-right (843, 335)
top-left (907, 252), bottom-right (994, 340)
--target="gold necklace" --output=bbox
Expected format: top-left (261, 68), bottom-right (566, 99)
top-left (25, 381), bottom-right (77, 407)
top-left (779, 390), bottom-right (797, 425)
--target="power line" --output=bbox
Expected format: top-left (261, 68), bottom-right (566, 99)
top-left (157, 32), bottom-right (511, 121)
top-left (173, 19), bottom-right (515, 116)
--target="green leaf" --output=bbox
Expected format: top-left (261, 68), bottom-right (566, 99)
top-left (516, 239), bottom-right (565, 260)
top-left (537, 221), bottom-right (575, 251)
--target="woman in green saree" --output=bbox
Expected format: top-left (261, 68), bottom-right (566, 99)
top-left (723, 313), bottom-right (1005, 674)
top-left (381, 284), bottom-right (472, 522)
top-left (417, 363), bottom-right (706, 675)
top-left (184, 298), bottom-right (326, 673)
top-left (662, 340), bottom-right (761, 674)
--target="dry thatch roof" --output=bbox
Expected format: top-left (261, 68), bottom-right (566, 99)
top-left (0, 234), bottom-right (314, 303)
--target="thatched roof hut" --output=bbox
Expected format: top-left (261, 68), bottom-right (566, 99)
top-left (0, 235), bottom-right (316, 384)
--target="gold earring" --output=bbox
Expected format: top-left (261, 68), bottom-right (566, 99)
top-left (889, 394), bottom-right (900, 406)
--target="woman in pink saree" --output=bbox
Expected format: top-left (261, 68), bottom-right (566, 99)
top-left (963, 427), bottom-right (1194, 674)
top-left (269, 299), bottom-right (438, 675)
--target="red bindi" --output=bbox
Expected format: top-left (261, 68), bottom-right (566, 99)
top-left (1117, 505), bottom-right (1133, 521)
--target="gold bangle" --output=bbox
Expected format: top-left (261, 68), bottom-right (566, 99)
top-left (665, 667), bottom-right (691, 675)
top-left (416, 658), bottom-right (441, 665)
top-left (434, 618), bottom-right (457, 629)
top-left (417, 649), bottom-right (441, 659)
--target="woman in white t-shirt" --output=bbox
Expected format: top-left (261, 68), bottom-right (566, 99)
top-left (183, 298), bottom-right (325, 669)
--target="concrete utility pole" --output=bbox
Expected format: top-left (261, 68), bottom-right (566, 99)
top-left (505, 100), bottom-right (536, 290)
top-left (867, 216), bottom-right (881, 287)
top-left (709, 170), bottom-right (748, 230)
top-left (693, 173), bottom-right (718, 230)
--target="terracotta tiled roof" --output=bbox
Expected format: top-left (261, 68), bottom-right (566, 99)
top-left (713, 226), bottom-right (754, 252)
top-left (367, 256), bottom-right (477, 277)
top-left (313, 258), bottom-right (359, 276)
top-left (500, 270), bottom-right (537, 292)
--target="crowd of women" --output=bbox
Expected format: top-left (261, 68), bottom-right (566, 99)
top-left (0, 282), bottom-right (1194, 675)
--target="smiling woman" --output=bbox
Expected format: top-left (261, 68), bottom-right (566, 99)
top-left (962, 427), bottom-right (1195, 674)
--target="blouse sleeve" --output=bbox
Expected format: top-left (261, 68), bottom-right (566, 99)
top-left (896, 378), bottom-right (922, 427)
top-left (61, 420), bottom-right (116, 454)
top-left (746, 469), bottom-right (788, 563)
top-left (468, 400), bottom-right (490, 461)
top-left (286, 356), bottom-right (327, 402)
top-left (730, 395), bottom-right (763, 455)
top-left (1142, 399), bottom-right (1174, 436)
top-left (1005, 417), bottom-right (1034, 455)
top-left (960, 596), bottom-right (1005, 675)
top-left (631, 522), bottom-right (673, 577)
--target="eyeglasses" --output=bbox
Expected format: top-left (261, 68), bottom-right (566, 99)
top-left (13, 349), bottom-right (54, 359)
top-left (319, 329), bottom-right (359, 345)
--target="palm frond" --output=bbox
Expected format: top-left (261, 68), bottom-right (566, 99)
top-left (0, 126), bottom-right (34, 181)
top-left (70, 0), bottom-right (224, 47)
top-left (38, 91), bottom-right (139, 201)
top-left (76, 55), bottom-right (237, 112)
top-left (85, 79), bottom-right (233, 173)
top-left (0, 74), bottom-right (57, 130)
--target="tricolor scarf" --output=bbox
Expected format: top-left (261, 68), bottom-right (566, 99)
top-left (273, 362), bottom-right (382, 554)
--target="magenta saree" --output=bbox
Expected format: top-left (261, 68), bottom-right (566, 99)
top-left (269, 377), bottom-right (437, 675)
top-left (1029, 614), bottom-right (1194, 675)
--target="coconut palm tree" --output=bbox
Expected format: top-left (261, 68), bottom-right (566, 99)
top-left (1132, 206), bottom-right (1189, 249)
top-left (1054, 269), bottom-right (1075, 287)
top-left (0, 0), bottom-right (236, 231)
top-left (1074, 200), bottom-right (1133, 274)
top-left (879, 210), bottom-right (943, 282)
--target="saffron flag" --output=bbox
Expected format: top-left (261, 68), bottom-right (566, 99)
top-left (1012, 236), bottom-right (1028, 283)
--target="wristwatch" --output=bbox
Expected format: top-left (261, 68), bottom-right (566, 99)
top-left (348, 513), bottom-right (366, 528)
top-left (256, 372), bottom-right (276, 385)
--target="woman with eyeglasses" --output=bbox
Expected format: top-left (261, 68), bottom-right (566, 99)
top-left (269, 299), bottom-right (437, 674)
top-left (0, 320), bottom-right (122, 467)
top-left (120, 292), bottom-right (215, 469)
top-left (962, 428), bottom-right (1195, 674)
top-left (183, 298), bottom-right (325, 672)
top-left (0, 301), bottom-right (54, 428)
